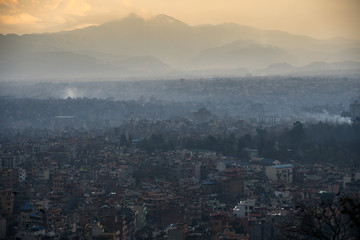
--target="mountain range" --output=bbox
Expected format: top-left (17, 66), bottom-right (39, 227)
top-left (0, 14), bottom-right (359, 81)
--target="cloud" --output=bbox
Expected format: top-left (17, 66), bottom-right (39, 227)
top-left (0, 0), bottom-right (152, 34)
top-left (0, 0), bottom-right (18, 8)
top-left (58, 0), bottom-right (92, 16)
top-left (0, 0), bottom-right (19, 15)
top-left (0, 12), bottom-right (39, 25)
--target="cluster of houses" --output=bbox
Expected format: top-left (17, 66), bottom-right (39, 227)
top-left (0, 126), bottom-right (359, 240)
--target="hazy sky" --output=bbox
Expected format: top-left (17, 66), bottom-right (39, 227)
top-left (0, 0), bottom-right (359, 39)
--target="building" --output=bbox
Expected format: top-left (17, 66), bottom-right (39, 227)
top-left (244, 148), bottom-right (259, 160)
top-left (19, 168), bottom-right (27, 182)
top-left (133, 203), bottom-right (147, 230)
top-left (0, 169), bottom-right (18, 189)
top-left (0, 187), bottom-right (14, 216)
top-left (266, 164), bottom-right (294, 184)
top-left (233, 198), bottom-right (256, 218)
top-left (143, 192), bottom-right (167, 224)
top-left (0, 215), bottom-right (6, 239)
top-left (52, 175), bottom-right (67, 192)
top-left (249, 158), bottom-right (281, 172)
top-left (19, 202), bottom-right (34, 228)
top-left (350, 100), bottom-right (360, 118)
top-left (195, 164), bottom-right (207, 182)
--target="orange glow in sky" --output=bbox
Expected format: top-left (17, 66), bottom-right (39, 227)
top-left (0, 0), bottom-right (359, 39)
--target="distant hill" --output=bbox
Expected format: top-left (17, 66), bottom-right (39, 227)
top-left (260, 63), bottom-right (295, 75)
top-left (1, 14), bottom-right (359, 80)
top-left (295, 61), bottom-right (360, 74)
top-left (258, 61), bottom-right (360, 76)
top-left (192, 40), bottom-right (291, 68)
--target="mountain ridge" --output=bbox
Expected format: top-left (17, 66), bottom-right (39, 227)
top-left (0, 14), bottom-right (359, 80)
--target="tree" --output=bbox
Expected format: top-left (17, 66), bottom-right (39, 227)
top-left (290, 121), bottom-right (305, 152)
top-left (339, 196), bottom-right (360, 233)
top-left (280, 196), bottom-right (360, 240)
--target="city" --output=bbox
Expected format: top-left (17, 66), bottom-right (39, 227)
top-left (1, 97), bottom-right (359, 239)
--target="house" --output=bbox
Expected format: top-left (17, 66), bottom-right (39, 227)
top-left (266, 164), bottom-right (294, 184)
top-left (233, 198), bottom-right (256, 218)
top-left (249, 158), bottom-right (281, 172)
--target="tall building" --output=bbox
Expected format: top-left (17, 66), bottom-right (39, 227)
top-left (0, 187), bottom-right (14, 216)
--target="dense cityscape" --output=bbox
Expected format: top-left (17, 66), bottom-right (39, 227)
top-left (1, 80), bottom-right (359, 239)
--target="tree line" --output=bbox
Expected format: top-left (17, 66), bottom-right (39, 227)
top-left (135, 120), bottom-right (360, 167)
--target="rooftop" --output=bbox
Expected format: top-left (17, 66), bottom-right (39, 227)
top-left (272, 164), bottom-right (294, 169)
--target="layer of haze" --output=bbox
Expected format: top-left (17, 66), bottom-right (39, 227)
top-left (0, 0), bottom-right (359, 39)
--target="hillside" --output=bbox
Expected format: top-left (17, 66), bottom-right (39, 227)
top-left (1, 14), bottom-right (359, 80)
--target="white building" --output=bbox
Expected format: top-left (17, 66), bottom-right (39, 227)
top-left (19, 168), bottom-right (27, 182)
top-left (233, 198), bottom-right (256, 218)
top-left (266, 164), bottom-right (294, 183)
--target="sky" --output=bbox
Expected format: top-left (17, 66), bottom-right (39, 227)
top-left (0, 0), bottom-right (359, 39)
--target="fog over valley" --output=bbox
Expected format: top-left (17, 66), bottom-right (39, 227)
top-left (1, 77), bottom-right (358, 129)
